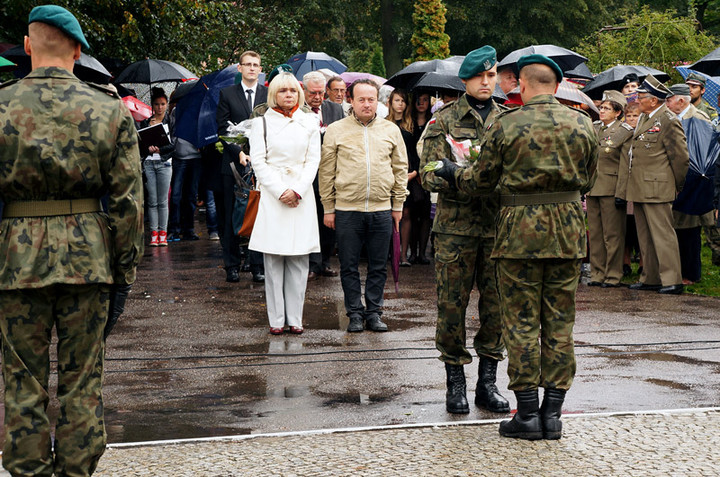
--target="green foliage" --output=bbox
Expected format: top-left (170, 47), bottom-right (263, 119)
top-left (346, 42), bottom-right (387, 77)
top-left (408, 0), bottom-right (450, 63)
top-left (576, 6), bottom-right (717, 83)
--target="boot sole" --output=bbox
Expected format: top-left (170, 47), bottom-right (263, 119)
top-left (499, 430), bottom-right (543, 440)
top-left (446, 405), bottom-right (470, 414)
top-left (543, 431), bottom-right (562, 440)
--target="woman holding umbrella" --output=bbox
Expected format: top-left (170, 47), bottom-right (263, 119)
top-left (247, 72), bottom-right (321, 335)
top-left (586, 90), bottom-right (634, 287)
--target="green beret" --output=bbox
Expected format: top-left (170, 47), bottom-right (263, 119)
top-left (458, 46), bottom-right (497, 80)
top-left (29, 5), bottom-right (89, 50)
top-left (685, 72), bottom-right (706, 87)
top-left (517, 54), bottom-right (563, 83)
top-left (267, 64), bottom-right (293, 84)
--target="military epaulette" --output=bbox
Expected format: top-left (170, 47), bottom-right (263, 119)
top-left (86, 81), bottom-right (120, 99)
top-left (621, 122), bottom-right (634, 131)
top-left (664, 109), bottom-right (677, 120)
top-left (495, 102), bottom-right (510, 112)
top-left (0, 78), bottom-right (20, 90)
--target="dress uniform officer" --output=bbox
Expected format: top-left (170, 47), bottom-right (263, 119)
top-left (420, 46), bottom-right (509, 415)
top-left (587, 90), bottom-right (634, 287)
top-left (0, 6), bottom-right (143, 475)
top-left (434, 54), bottom-right (598, 440)
top-left (617, 75), bottom-right (689, 294)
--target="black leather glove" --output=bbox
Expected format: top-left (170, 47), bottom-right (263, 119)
top-left (614, 197), bottom-right (627, 210)
top-left (104, 284), bottom-right (132, 339)
top-left (433, 158), bottom-right (460, 188)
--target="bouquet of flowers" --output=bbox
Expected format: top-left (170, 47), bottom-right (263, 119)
top-left (423, 134), bottom-right (481, 172)
top-left (216, 119), bottom-right (253, 154)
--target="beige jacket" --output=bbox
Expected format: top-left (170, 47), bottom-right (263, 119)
top-left (319, 113), bottom-right (408, 213)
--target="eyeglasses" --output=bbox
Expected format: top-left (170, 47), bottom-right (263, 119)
top-left (598, 106), bottom-right (614, 111)
top-left (241, 63), bottom-right (261, 69)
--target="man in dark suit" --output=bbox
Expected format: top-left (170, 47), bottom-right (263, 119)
top-left (216, 51), bottom-right (267, 283)
top-left (303, 71), bottom-right (345, 280)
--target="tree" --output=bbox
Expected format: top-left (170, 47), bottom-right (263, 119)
top-left (576, 7), bottom-right (717, 83)
top-left (408, 0), bottom-right (450, 63)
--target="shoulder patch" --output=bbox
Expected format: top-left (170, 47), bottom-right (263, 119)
top-left (86, 81), bottom-right (120, 99)
top-left (664, 109), bottom-right (677, 120)
top-left (0, 78), bottom-right (20, 90)
top-left (621, 122), bottom-right (634, 131)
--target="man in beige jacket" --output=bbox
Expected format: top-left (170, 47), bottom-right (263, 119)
top-left (319, 79), bottom-right (408, 332)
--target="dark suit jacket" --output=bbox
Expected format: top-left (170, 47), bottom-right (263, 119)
top-left (320, 100), bottom-right (344, 130)
top-left (216, 83), bottom-right (268, 175)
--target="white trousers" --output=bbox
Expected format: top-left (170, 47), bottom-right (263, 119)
top-left (263, 254), bottom-right (309, 328)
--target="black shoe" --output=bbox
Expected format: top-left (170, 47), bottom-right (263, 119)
top-left (658, 284), bottom-right (683, 295)
top-left (499, 390), bottom-right (543, 440)
top-left (445, 363), bottom-right (469, 414)
top-left (252, 272), bottom-right (265, 283)
top-left (415, 256), bottom-right (430, 265)
top-left (623, 264), bottom-right (632, 276)
top-left (365, 314), bottom-right (388, 332)
top-left (182, 232), bottom-right (200, 241)
top-left (541, 388), bottom-right (566, 440)
top-left (167, 232), bottom-right (181, 242)
top-left (225, 267), bottom-right (240, 283)
top-left (475, 357), bottom-right (510, 413)
top-left (628, 282), bottom-right (661, 291)
top-left (601, 282), bottom-right (621, 288)
top-left (240, 263), bottom-right (251, 273)
top-left (347, 315), bottom-right (364, 332)
top-left (587, 281), bottom-right (602, 287)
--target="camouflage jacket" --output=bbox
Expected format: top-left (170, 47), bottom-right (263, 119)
top-left (696, 99), bottom-right (718, 122)
top-left (455, 94), bottom-right (598, 259)
top-left (420, 94), bottom-right (504, 237)
top-left (0, 67), bottom-right (144, 289)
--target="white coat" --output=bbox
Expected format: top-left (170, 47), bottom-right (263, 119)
top-left (248, 108), bottom-right (321, 255)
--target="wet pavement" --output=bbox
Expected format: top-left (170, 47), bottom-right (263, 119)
top-left (2, 220), bottom-right (720, 473)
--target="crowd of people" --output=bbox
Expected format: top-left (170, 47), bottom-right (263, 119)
top-left (4, 4), bottom-right (720, 475)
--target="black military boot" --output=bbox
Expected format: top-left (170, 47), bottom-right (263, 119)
top-left (540, 388), bottom-right (566, 440)
top-left (475, 357), bottom-right (510, 413)
top-left (445, 363), bottom-right (469, 414)
top-left (498, 390), bottom-right (543, 440)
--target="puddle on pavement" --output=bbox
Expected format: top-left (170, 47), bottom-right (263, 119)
top-left (645, 378), bottom-right (692, 391)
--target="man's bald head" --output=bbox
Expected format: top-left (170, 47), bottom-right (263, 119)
top-left (25, 22), bottom-right (80, 70)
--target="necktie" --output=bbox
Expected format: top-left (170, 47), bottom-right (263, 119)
top-left (311, 107), bottom-right (320, 114)
top-left (246, 89), bottom-right (253, 108)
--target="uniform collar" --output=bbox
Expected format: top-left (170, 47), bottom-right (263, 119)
top-left (457, 93), bottom-right (500, 120)
top-left (26, 66), bottom-right (78, 80)
top-left (523, 93), bottom-right (559, 106)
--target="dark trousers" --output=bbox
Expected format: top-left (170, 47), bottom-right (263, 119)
top-left (215, 174), bottom-right (262, 272)
top-left (169, 157), bottom-right (202, 235)
top-left (335, 210), bottom-right (392, 317)
top-left (675, 226), bottom-right (701, 282)
top-left (309, 198), bottom-right (336, 273)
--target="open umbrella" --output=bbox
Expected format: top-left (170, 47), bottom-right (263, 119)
top-left (563, 62), bottom-right (594, 81)
top-left (391, 226), bottom-right (401, 293)
top-left (1, 45), bottom-right (112, 83)
top-left (497, 45), bottom-right (588, 76)
top-left (174, 64), bottom-right (238, 149)
top-left (340, 71), bottom-right (386, 87)
top-left (385, 56), bottom-right (464, 90)
top-left (121, 96), bottom-right (152, 122)
top-left (505, 79), bottom-right (598, 117)
top-left (688, 46), bottom-right (720, 76)
top-left (675, 67), bottom-right (720, 112)
top-left (581, 65), bottom-right (670, 100)
top-left (115, 59), bottom-right (196, 84)
top-left (286, 51), bottom-right (347, 79)
top-left (673, 117), bottom-right (720, 215)
top-left (0, 56), bottom-right (15, 73)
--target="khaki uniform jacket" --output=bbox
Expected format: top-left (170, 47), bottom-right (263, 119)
top-left (617, 105), bottom-right (689, 203)
top-left (0, 67), bottom-right (144, 289)
top-left (420, 94), bottom-right (504, 238)
top-left (319, 113), bottom-right (408, 213)
top-left (588, 120), bottom-right (633, 197)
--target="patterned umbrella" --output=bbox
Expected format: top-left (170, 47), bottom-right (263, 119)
top-left (675, 66), bottom-right (720, 112)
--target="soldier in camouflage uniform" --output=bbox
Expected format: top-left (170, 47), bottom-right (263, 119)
top-left (420, 46), bottom-right (509, 415)
top-left (686, 73), bottom-right (718, 122)
top-left (435, 55), bottom-right (598, 440)
top-left (0, 6), bottom-right (143, 476)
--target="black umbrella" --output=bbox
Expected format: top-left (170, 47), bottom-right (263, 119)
top-left (115, 59), bottom-right (196, 84)
top-left (286, 51), bottom-right (346, 79)
top-left (497, 45), bottom-right (588, 76)
top-left (673, 117), bottom-right (720, 216)
top-left (385, 56), bottom-right (464, 90)
top-left (581, 65), bottom-right (670, 100)
top-left (564, 62), bottom-right (594, 81)
top-left (1, 45), bottom-right (112, 83)
top-left (411, 73), bottom-right (507, 102)
top-left (689, 46), bottom-right (720, 77)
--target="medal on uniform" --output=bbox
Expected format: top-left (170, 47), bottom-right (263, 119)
top-left (605, 146), bottom-right (611, 153)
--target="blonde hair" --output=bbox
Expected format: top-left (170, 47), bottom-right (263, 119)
top-left (267, 72), bottom-right (305, 109)
top-left (386, 89), bottom-right (413, 133)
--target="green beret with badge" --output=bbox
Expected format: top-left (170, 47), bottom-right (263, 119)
top-left (458, 46), bottom-right (497, 80)
top-left (267, 64), bottom-right (293, 84)
top-left (28, 5), bottom-right (90, 50)
top-left (517, 54), bottom-right (563, 83)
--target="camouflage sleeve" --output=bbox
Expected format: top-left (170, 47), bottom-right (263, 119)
top-left (106, 106), bottom-right (144, 285)
top-left (581, 120), bottom-right (599, 195)
top-left (455, 121), bottom-right (503, 196)
top-left (419, 116), bottom-right (452, 192)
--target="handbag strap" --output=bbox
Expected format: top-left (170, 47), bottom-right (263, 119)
top-left (230, 116), bottom-right (267, 189)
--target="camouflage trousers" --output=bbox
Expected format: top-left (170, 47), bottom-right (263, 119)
top-left (0, 284), bottom-right (108, 477)
top-left (434, 233), bottom-right (504, 366)
top-left (496, 258), bottom-right (580, 391)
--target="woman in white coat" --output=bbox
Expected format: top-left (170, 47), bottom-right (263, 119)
top-left (248, 72), bottom-right (321, 335)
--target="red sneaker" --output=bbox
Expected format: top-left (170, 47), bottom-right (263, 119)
top-left (158, 231), bottom-right (168, 246)
top-left (150, 231), bottom-right (159, 246)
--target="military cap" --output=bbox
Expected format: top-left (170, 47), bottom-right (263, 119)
top-left (635, 74), bottom-right (671, 99)
top-left (517, 54), bottom-right (563, 83)
top-left (602, 90), bottom-right (627, 108)
top-left (668, 83), bottom-right (691, 97)
top-left (458, 46), bottom-right (497, 80)
top-left (622, 73), bottom-right (640, 85)
top-left (267, 64), bottom-right (293, 84)
top-left (685, 72), bottom-right (706, 87)
top-left (28, 5), bottom-right (89, 50)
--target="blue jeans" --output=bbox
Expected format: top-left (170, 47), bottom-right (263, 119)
top-left (205, 189), bottom-right (218, 234)
top-left (335, 210), bottom-right (392, 317)
top-left (143, 160), bottom-right (172, 232)
top-left (168, 158), bottom-right (202, 235)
